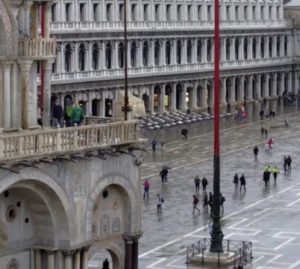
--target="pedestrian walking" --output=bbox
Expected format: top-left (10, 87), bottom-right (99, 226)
top-left (263, 166), bottom-right (271, 187)
top-left (181, 128), bottom-right (188, 140)
top-left (194, 176), bottom-right (200, 194)
top-left (202, 177), bottom-right (208, 192)
top-left (203, 192), bottom-right (209, 212)
top-left (159, 168), bottom-right (168, 184)
top-left (102, 258), bottom-right (109, 269)
top-left (267, 138), bottom-right (273, 150)
top-left (72, 102), bottom-right (85, 126)
top-left (283, 155), bottom-right (287, 172)
top-left (233, 173), bottom-right (239, 190)
top-left (259, 110), bottom-right (264, 120)
top-left (253, 145), bottom-right (259, 159)
top-left (143, 180), bottom-right (150, 200)
top-left (151, 139), bottom-right (157, 152)
top-left (193, 195), bottom-right (200, 214)
top-left (239, 174), bottom-right (246, 192)
top-left (219, 193), bottom-right (226, 214)
top-left (284, 120), bottom-right (289, 128)
top-left (261, 127), bottom-right (265, 136)
top-left (272, 166), bottom-right (280, 183)
top-left (287, 155), bottom-right (292, 172)
top-left (264, 128), bottom-right (268, 138)
top-left (157, 194), bottom-right (164, 214)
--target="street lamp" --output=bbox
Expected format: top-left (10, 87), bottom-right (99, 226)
top-left (121, 0), bottom-right (132, 121)
top-left (210, 0), bottom-right (224, 253)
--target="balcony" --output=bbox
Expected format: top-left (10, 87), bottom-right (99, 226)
top-left (0, 121), bottom-right (140, 164)
top-left (51, 19), bottom-right (292, 33)
top-left (51, 56), bottom-right (293, 83)
top-left (19, 38), bottom-right (57, 60)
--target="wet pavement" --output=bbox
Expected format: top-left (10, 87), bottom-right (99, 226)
top-left (138, 100), bottom-right (300, 269)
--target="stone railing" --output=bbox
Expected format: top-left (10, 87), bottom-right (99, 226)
top-left (51, 19), bottom-right (292, 32)
top-left (51, 56), bottom-right (293, 82)
top-left (19, 38), bottom-right (57, 59)
top-left (0, 121), bottom-right (139, 163)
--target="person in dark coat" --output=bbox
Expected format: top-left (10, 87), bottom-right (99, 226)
top-left (194, 176), bottom-right (201, 194)
top-left (233, 173), bottom-right (239, 190)
top-left (239, 174), bottom-right (246, 192)
top-left (202, 177), bottom-right (208, 192)
top-left (253, 145), bottom-right (259, 159)
top-left (181, 128), bottom-right (188, 140)
top-left (286, 155), bottom-right (292, 172)
top-left (52, 100), bottom-right (63, 127)
top-left (102, 258), bottom-right (109, 269)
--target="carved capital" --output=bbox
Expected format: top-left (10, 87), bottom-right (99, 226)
top-left (18, 60), bottom-right (32, 72)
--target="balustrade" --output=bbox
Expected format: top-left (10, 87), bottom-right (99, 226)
top-left (51, 56), bottom-right (292, 82)
top-left (51, 19), bottom-right (291, 32)
top-left (0, 121), bottom-right (139, 163)
top-left (19, 38), bottom-right (57, 59)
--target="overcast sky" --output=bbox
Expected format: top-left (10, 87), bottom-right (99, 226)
top-left (285, 0), bottom-right (300, 6)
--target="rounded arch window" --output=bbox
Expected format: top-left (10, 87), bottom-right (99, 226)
top-left (6, 206), bottom-right (17, 222)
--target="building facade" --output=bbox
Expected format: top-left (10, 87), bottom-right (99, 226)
top-left (50, 0), bottom-right (299, 117)
top-left (0, 1), bottom-right (142, 269)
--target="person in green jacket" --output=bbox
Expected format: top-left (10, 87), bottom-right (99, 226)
top-left (72, 102), bottom-right (85, 126)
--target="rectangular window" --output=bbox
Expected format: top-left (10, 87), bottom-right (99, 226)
top-left (207, 5), bottom-right (211, 21)
top-left (166, 4), bottom-right (172, 21)
top-left (79, 3), bottom-right (85, 21)
top-left (155, 4), bottom-right (160, 21)
top-left (119, 4), bottom-right (124, 21)
top-left (261, 6), bottom-right (264, 20)
top-left (131, 4), bottom-right (137, 21)
top-left (143, 4), bottom-right (149, 21)
top-left (252, 6), bottom-right (256, 20)
top-left (187, 5), bottom-right (192, 21)
top-left (107, 3), bottom-right (112, 21)
top-left (235, 6), bottom-right (239, 20)
top-left (226, 6), bottom-right (230, 21)
top-left (244, 6), bottom-right (248, 20)
top-left (66, 3), bottom-right (71, 22)
top-left (51, 3), bottom-right (56, 22)
top-left (93, 4), bottom-right (99, 21)
top-left (177, 5), bottom-right (182, 21)
top-left (197, 5), bottom-right (202, 20)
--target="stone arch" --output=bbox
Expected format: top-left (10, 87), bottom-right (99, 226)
top-left (86, 174), bottom-right (139, 239)
top-left (0, 169), bottom-right (75, 246)
top-left (88, 240), bottom-right (123, 269)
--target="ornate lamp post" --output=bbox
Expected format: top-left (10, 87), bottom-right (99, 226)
top-left (121, 0), bottom-right (132, 120)
top-left (210, 0), bottom-right (224, 253)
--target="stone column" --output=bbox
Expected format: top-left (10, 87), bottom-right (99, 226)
top-left (74, 250), bottom-right (80, 269)
top-left (149, 40), bottom-right (155, 66)
top-left (86, 91), bottom-right (93, 116)
top-left (248, 75), bottom-right (253, 100)
top-left (295, 71), bottom-right (300, 92)
top-left (43, 59), bottom-right (55, 127)
top-left (63, 252), bottom-right (73, 269)
top-left (11, 62), bottom-right (19, 128)
top-left (272, 36), bottom-right (276, 58)
top-left (149, 85), bottom-right (155, 114)
top-left (47, 251), bottom-right (55, 269)
top-left (73, 43), bottom-right (79, 72)
top-left (239, 37), bottom-right (244, 60)
top-left (231, 77), bottom-right (236, 103)
top-left (288, 71), bottom-right (292, 92)
top-left (100, 42), bottom-right (106, 69)
top-left (138, 40), bottom-right (143, 67)
top-left (280, 73), bottom-right (285, 95)
top-left (100, 92), bottom-right (106, 117)
top-left (45, 2), bottom-right (52, 38)
top-left (191, 82), bottom-right (197, 110)
top-left (248, 37), bottom-right (253, 59)
top-left (221, 38), bottom-right (226, 62)
top-left (221, 78), bottom-right (227, 105)
top-left (160, 40), bottom-right (166, 65)
top-left (191, 39), bottom-right (197, 64)
top-left (181, 39), bottom-right (187, 64)
top-left (264, 36), bottom-right (269, 58)
top-left (35, 249), bottom-right (42, 269)
top-left (272, 73), bottom-right (277, 97)
top-left (23, 1), bottom-right (33, 37)
top-left (280, 35), bottom-right (284, 57)
top-left (171, 39), bottom-right (176, 65)
top-left (19, 60), bottom-right (33, 129)
top-left (240, 76), bottom-right (245, 101)
top-left (132, 237), bottom-right (139, 269)
top-left (202, 38), bottom-right (207, 63)
top-left (170, 83), bottom-right (177, 111)
top-left (81, 246), bottom-right (89, 269)
top-left (256, 37), bottom-right (261, 59)
top-left (202, 79), bottom-right (207, 108)
top-left (181, 83), bottom-right (187, 111)
top-left (257, 74), bottom-right (261, 99)
top-left (3, 62), bottom-right (12, 128)
top-left (230, 37), bottom-right (235, 61)
top-left (159, 84), bottom-right (165, 113)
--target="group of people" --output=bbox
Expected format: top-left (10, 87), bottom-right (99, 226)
top-left (47, 100), bottom-right (85, 128)
top-left (233, 173), bottom-right (247, 192)
top-left (283, 155), bottom-right (292, 172)
top-left (263, 165), bottom-right (280, 186)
